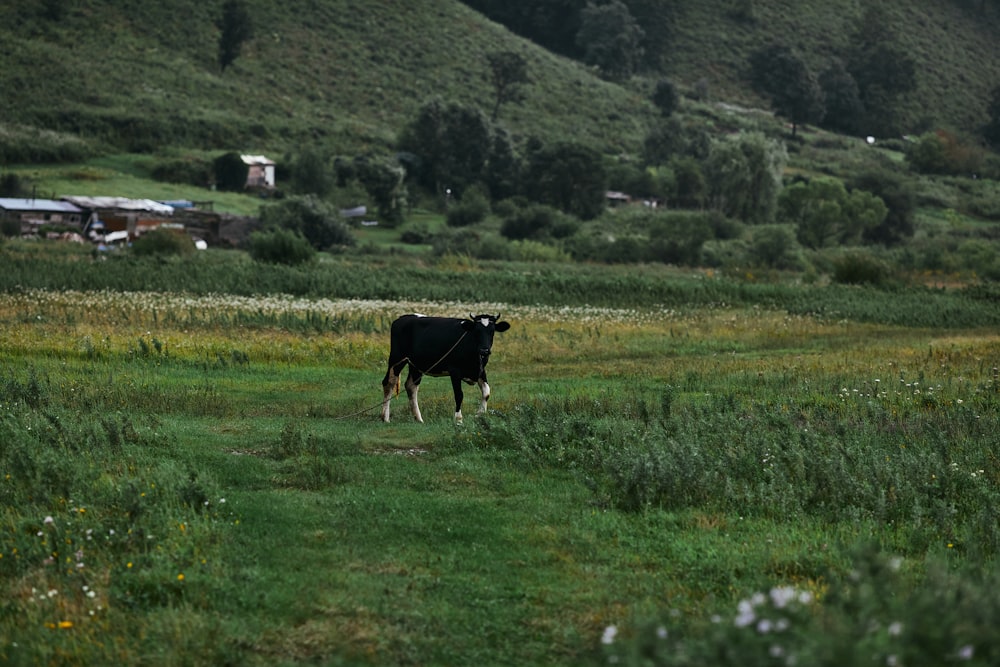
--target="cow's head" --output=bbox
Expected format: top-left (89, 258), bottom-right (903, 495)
top-left (462, 313), bottom-right (510, 365)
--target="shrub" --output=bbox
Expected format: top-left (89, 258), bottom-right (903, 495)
top-left (248, 228), bottom-right (316, 265)
top-left (151, 156), bottom-right (213, 187)
top-left (831, 250), bottom-right (891, 286)
top-left (446, 188), bottom-right (490, 227)
top-left (258, 195), bottom-right (354, 250)
top-left (1, 216), bottom-right (20, 237)
top-left (601, 546), bottom-right (1000, 667)
top-left (501, 203), bottom-right (567, 240)
top-left (907, 130), bottom-right (985, 176)
top-left (749, 225), bottom-right (798, 269)
top-left (130, 228), bottom-right (195, 257)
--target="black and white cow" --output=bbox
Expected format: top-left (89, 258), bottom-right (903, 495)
top-left (381, 313), bottom-right (511, 423)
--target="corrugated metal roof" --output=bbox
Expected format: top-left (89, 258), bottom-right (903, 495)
top-left (241, 154), bottom-right (275, 166)
top-left (0, 198), bottom-right (83, 213)
top-left (61, 196), bottom-right (174, 215)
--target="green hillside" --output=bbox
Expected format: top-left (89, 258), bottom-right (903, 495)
top-left (0, 0), bottom-right (655, 159)
top-left (659, 0), bottom-right (1000, 134)
top-left (2, 0), bottom-right (999, 163)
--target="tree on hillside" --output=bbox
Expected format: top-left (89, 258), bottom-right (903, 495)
top-left (217, 0), bottom-right (253, 73)
top-left (460, 0), bottom-right (586, 58)
top-left (652, 78), bottom-right (680, 117)
top-left (845, 4), bottom-right (917, 135)
top-left (397, 99), bottom-right (494, 197)
top-left (819, 61), bottom-right (866, 136)
top-left (290, 147), bottom-right (333, 198)
top-left (484, 128), bottom-right (521, 201)
top-left (485, 51), bottom-right (530, 121)
top-left (847, 170), bottom-right (916, 246)
top-left (523, 141), bottom-right (607, 220)
top-left (624, 0), bottom-right (677, 69)
top-left (779, 178), bottom-right (887, 249)
top-left (353, 156), bottom-right (407, 227)
top-left (703, 132), bottom-right (786, 224)
top-left (749, 44), bottom-right (825, 137)
top-left (576, 0), bottom-right (644, 79)
top-left (983, 84), bottom-right (1000, 150)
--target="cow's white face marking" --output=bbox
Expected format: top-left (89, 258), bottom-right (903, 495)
top-left (479, 317), bottom-right (490, 327)
top-left (414, 313), bottom-right (427, 318)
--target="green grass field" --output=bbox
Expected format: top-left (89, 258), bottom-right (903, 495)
top-left (2, 249), bottom-right (999, 665)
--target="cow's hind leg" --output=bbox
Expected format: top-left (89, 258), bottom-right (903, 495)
top-left (405, 370), bottom-right (424, 423)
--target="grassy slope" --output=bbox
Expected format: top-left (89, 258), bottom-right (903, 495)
top-left (0, 0), bottom-right (654, 157)
top-left (2, 0), bottom-right (999, 163)
top-left (662, 0), bottom-right (1000, 135)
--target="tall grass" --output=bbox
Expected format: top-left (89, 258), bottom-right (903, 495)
top-left (2, 246), bottom-right (999, 329)
top-left (2, 282), bottom-right (998, 665)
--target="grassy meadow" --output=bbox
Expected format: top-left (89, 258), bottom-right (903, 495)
top-left (2, 248), bottom-right (1000, 665)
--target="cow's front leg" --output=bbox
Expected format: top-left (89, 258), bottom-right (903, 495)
top-left (381, 367), bottom-right (399, 422)
top-left (477, 377), bottom-right (491, 415)
top-left (405, 372), bottom-right (424, 423)
top-left (450, 374), bottom-right (465, 423)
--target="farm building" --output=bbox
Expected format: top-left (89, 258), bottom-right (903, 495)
top-left (241, 154), bottom-right (276, 188)
top-left (62, 196), bottom-right (176, 241)
top-left (0, 197), bottom-right (84, 234)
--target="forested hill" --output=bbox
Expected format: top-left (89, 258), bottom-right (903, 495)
top-left (463, 0), bottom-right (1000, 138)
top-left (1, 0), bottom-right (999, 160)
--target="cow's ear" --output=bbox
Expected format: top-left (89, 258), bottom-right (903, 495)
top-left (494, 321), bottom-right (510, 332)
top-left (461, 320), bottom-right (476, 332)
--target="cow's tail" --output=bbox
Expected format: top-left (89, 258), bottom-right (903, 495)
top-left (395, 375), bottom-right (401, 397)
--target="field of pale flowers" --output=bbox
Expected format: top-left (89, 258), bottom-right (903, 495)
top-left (2, 284), bottom-right (999, 666)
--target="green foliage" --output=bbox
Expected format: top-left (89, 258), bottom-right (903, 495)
top-left (818, 60), bottom-right (865, 136)
top-left (749, 43), bottom-right (825, 136)
top-left (258, 195), bottom-right (354, 250)
top-left (779, 177), bottom-right (887, 249)
top-left (704, 132), bottom-right (787, 224)
top-left (907, 130), bottom-right (985, 176)
top-left (602, 546), bottom-right (1000, 666)
top-left (831, 250), bottom-right (892, 286)
top-left (749, 225), bottom-right (798, 269)
top-left (216, 0), bottom-right (253, 73)
top-left (984, 84), bottom-right (1000, 149)
top-left (847, 170), bottom-right (916, 246)
top-left (576, 1), bottom-right (644, 79)
top-left (523, 141), bottom-right (608, 220)
top-left (150, 154), bottom-right (213, 187)
top-left (485, 50), bottom-right (529, 121)
top-left (212, 152), bottom-right (249, 192)
top-left (651, 78), bottom-right (680, 117)
top-left (288, 147), bottom-right (333, 197)
top-left (248, 227), bottom-right (316, 265)
top-left (446, 186), bottom-right (490, 227)
top-left (397, 99), bottom-right (494, 197)
top-left (352, 155), bottom-right (407, 226)
top-left (500, 203), bottom-right (576, 240)
top-left (130, 228), bottom-right (196, 257)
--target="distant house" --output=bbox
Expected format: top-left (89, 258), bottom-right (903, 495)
top-left (0, 198), bottom-right (84, 234)
top-left (241, 154), bottom-right (276, 189)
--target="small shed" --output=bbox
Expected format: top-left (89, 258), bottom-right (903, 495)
top-left (241, 154), bottom-right (276, 188)
top-left (0, 198), bottom-right (85, 234)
